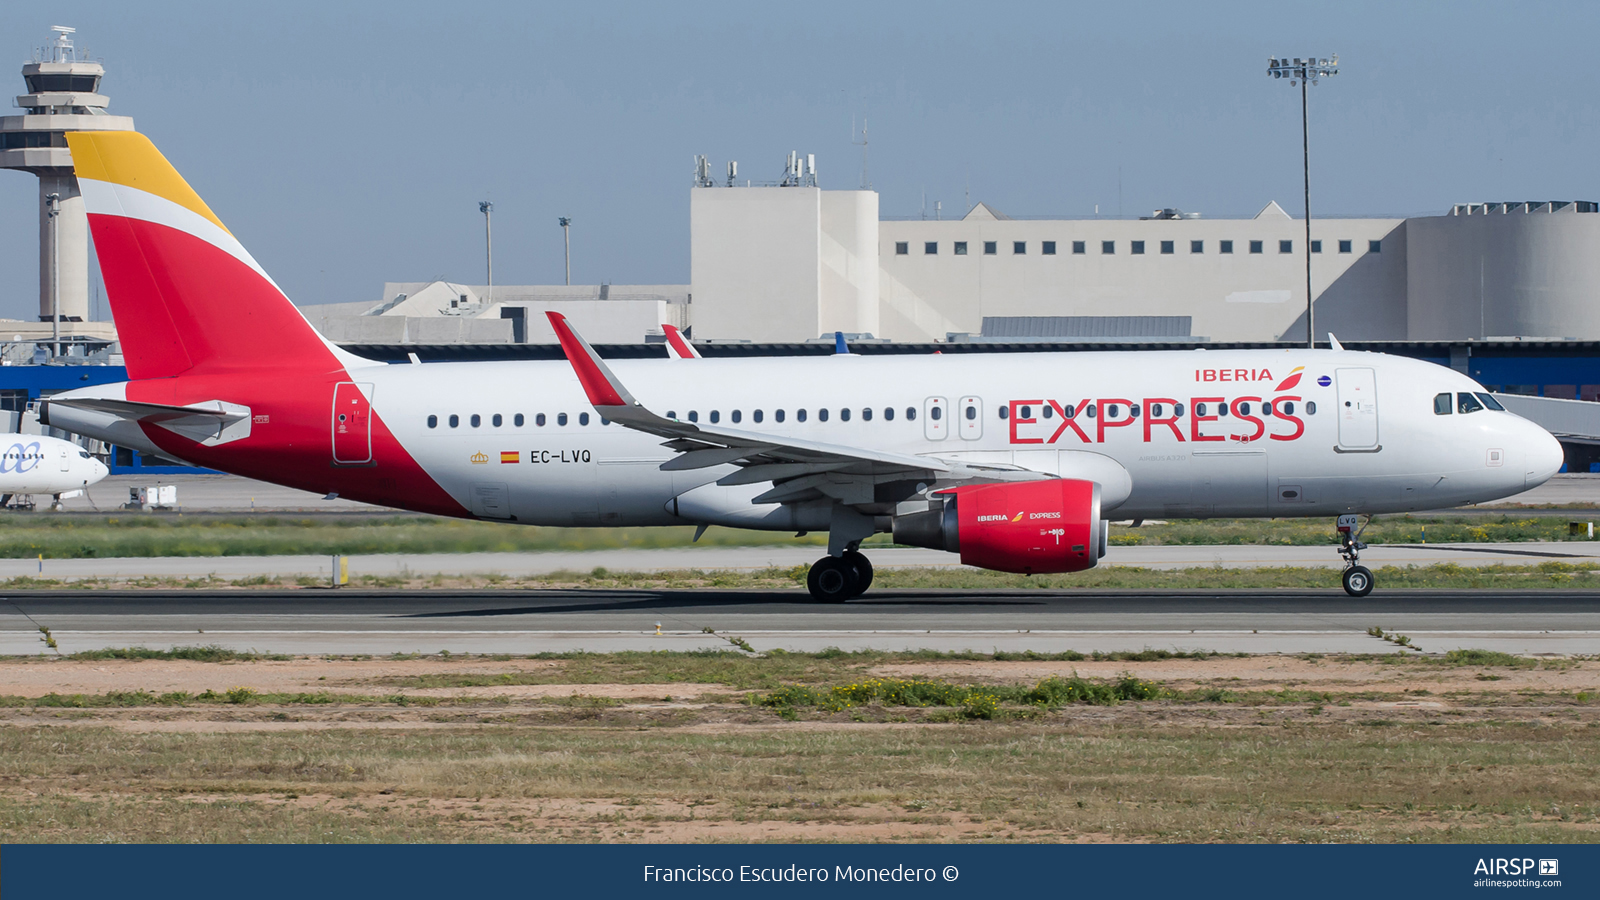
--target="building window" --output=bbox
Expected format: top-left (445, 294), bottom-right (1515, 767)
top-left (1310, 240), bottom-right (1322, 253)
top-left (1279, 240), bottom-right (1293, 253)
top-left (1013, 241), bottom-right (1026, 254)
top-left (1160, 240), bottom-right (1174, 255)
top-left (1072, 241), bottom-right (1086, 254)
top-left (1249, 240), bottom-right (1263, 254)
top-left (1191, 240), bottom-right (1203, 253)
top-left (1102, 241), bottom-right (1115, 254)
top-left (1042, 241), bottom-right (1056, 255)
top-left (1131, 241), bottom-right (1145, 255)
top-left (895, 242), bottom-right (908, 255)
top-left (1338, 239), bottom-right (1352, 253)
top-left (1220, 240), bottom-right (1233, 254)
top-left (924, 242), bottom-right (937, 255)
top-left (1369, 239), bottom-right (1382, 253)
top-left (954, 241), bottom-right (968, 255)
top-left (984, 241), bottom-right (997, 255)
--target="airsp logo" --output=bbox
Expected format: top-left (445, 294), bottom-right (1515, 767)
top-left (1540, 860), bottom-right (1559, 876)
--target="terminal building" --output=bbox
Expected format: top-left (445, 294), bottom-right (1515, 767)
top-left (5, 28), bottom-right (1600, 473)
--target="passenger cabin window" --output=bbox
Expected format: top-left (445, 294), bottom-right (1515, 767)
top-left (558, 413), bottom-right (569, 425)
top-left (709, 411), bottom-right (720, 424)
top-left (688, 411), bottom-right (698, 423)
top-left (449, 414), bottom-right (459, 428)
top-left (1278, 401), bottom-right (1292, 415)
top-left (797, 409), bottom-right (807, 422)
top-left (906, 407), bottom-right (917, 420)
top-left (536, 413), bottom-right (546, 426)
top-left (1457, 392), bottom-right (1485, 414)
top-left (470, 414), bottom-right (481, 427)
top-left (1306, 401), bottom-right (1317, 415)
top-left (776, 409), bottom-right (786, 422)
top-left (998, 406), bottom-right (1009, 419)
top-left (514, 413), bottom-right (524, 426)
top-left (1434, 393), bottom-right (1453, 415)
top-left (839, 408), bottom-right (850, 422)
top-left (427, 415), bottom-right (438, 428)
top-left (862, 408), bottom-right (872, 421)
top-left (884, 407), bottom-right (895, 421)
top-left (753, 410), bottom-right (763, 423)
top-left (930, 406), bottom-right (941, 421)
top-left (579, 412), bottom-right (590, 425)
top-left (492, 413), bottom-right (502, 427)
top-left (819, 409), bottom-right (830, 422)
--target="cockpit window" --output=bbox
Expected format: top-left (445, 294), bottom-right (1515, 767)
top-left (1457, 392), bottom-right (1484, 414)
top-left (1476, 392), bottom-right (1505, 411)
top-left (1433, 392), bottom-right (1452, 415)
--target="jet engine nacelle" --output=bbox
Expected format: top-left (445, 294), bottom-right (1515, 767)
top-left (892, 479), bottom-right (1106, 574)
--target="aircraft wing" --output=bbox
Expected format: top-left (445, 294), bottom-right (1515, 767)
top-left (661, 324), bottom-right (702, 359)
top-left (547, 312), bottom-right (1046, 507)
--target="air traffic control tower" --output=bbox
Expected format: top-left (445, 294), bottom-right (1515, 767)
top-left (0, 26), bottom-right (133, 353)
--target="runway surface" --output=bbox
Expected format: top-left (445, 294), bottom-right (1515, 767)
top-left (4, 588), bottom-right (1597, 656)
top-left (8, 540), bottom-right (1600, 582)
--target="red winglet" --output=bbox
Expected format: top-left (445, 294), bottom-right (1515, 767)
top-left (546, 312), bottom-right (630, 408)
top-left (662, 324), bottom-right (701, 359)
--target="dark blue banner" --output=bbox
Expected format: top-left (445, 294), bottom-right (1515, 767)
top-left (2, 843), bottom-right (1593, 898)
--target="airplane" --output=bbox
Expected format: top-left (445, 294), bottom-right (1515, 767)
top-left (39, 131), bottom-right (1565, 599)
top-left (0, 432), bottom-right (109, 509)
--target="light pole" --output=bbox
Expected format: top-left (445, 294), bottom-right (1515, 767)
top-left (479, 201), bottom-right (493, 305)
top-left (1267, 54), bottom-right (1338, 349)
top-left (559, 217), bottom-right (572, 286)
top-left (45, 191), bottom-right (60, 358)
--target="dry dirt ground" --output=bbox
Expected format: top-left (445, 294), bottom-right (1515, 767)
top-left (0, 653), bottom-right (1595, 843)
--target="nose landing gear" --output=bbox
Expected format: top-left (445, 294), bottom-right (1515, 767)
top-left (806, 550), bottom-right (874, 602)
top-left (1337, 514), bottom-right (1374, 596)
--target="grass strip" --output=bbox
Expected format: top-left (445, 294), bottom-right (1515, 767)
top-left (4, 512), bottom-right (1600, 560)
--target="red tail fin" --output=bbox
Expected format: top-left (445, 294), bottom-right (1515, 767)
top-left (66, 131), bottom-right (352, 379)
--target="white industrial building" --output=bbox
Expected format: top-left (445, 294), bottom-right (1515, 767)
top-left (347, 153), bottom-right (1598, 347)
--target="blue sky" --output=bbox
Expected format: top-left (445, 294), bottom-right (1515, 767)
top-left (0, 0), bottom-right (1595, 320)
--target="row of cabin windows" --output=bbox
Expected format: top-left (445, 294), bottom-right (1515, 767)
top-left (667, 407), bottom-right (927, 424)
top-left (896, 239), bottom-right (1382, 256)
top-left (427, 400), bottom-right (1321, 430)
top-left (1433, 392), bottom-right (1506, 415)
top-left (426, 412), bottom-right (613, 429)
top-left (1002, 400), bottom-right (1315, 419)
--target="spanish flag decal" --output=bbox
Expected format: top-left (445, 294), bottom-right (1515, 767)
top-left (500, 451), bottom-right (520, 464)
top-left (1274, 366), bottom-right (1305, 392)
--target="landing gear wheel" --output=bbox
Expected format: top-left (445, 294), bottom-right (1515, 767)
top-left (806, 556), bottom-right (860, 603)
top-left (1342, 565), bottom-right (1374, 597)
top-left (842, 550), bottom-right (873, 595)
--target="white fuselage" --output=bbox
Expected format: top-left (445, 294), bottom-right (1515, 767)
top-left (350, 347), bottom-right (1562, 526)
top-left (0, 434), bottom-right (109, 497)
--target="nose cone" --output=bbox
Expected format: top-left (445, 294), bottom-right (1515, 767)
top-left (91, 459), bottom-right (109, 482)
top-left (1524, 422), bottom-right (1565, 489)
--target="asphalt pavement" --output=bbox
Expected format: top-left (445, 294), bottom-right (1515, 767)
top-left (3, 587), bottom-right (1596, 656)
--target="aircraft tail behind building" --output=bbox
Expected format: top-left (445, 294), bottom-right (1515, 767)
top-left (65, 131), bottom-right (358, 380)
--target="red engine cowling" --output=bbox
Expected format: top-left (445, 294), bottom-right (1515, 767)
top-left (893, 479), bottom-right (1106, 574)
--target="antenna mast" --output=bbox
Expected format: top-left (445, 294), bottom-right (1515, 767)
top-left (852, 114), bottom-right (869, 190)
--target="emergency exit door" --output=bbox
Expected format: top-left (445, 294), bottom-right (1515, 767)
top-left (332, 382), bottom-right (374, 464)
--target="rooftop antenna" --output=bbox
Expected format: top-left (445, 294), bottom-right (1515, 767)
top-left (725, 160), bottom-right (737, 187)
top-left (851, 114), bottom-right (870, 190)
top-left (558, 217), bottom-right (572, 286)
top-left (49, 26), bottom-right (76, 63)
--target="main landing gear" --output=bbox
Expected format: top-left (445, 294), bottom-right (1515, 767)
top-left (1337, 514), bottom-right (1374, 597)
top-left (807, 549), bottom-right (874, 602)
